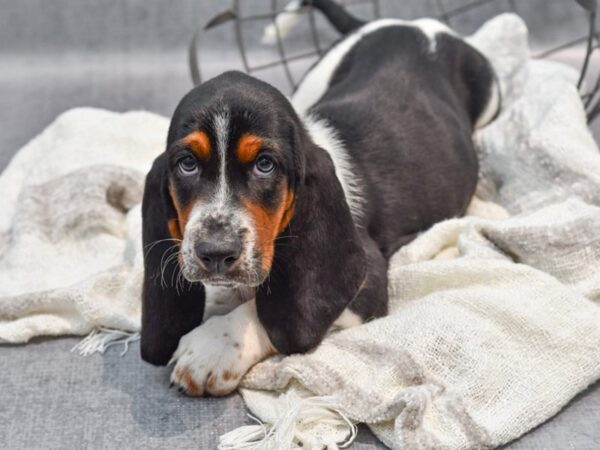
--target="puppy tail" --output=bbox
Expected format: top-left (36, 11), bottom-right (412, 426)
top-left (305, 0), bottom-right (366, 35)
top-left (262, 0), bottom-right (364, 45)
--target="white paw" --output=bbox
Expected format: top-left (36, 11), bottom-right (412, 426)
top-left (170, 300), bottom-right (274, 397)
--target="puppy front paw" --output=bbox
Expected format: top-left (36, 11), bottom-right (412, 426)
top-left (169, 300), bottom-right (274, 396)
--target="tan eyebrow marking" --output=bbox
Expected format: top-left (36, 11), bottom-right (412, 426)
top-left (236, 133), bottom-right (263, 164)
top-left (182, 131), bottom-right (211, 159)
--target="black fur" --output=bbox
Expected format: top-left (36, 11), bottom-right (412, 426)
top-left (312, 27), bottom-right (488, 257)
top-left (256, 141), bottom-right (368, 354)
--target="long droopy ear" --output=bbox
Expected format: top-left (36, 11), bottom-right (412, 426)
top-left (256, 142), bottom-right (366, 355)
top-left (140, 153), bottom-right (205, 365)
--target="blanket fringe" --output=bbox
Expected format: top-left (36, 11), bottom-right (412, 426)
top-left (71, 327), bottom-right (140, 356)
top-left (218, 393), bottom-right (357, 450)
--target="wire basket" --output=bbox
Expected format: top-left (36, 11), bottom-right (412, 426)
top-left (189, 0), bottom-right (600, 122)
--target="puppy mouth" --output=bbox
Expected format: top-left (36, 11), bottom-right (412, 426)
top-left (192, 275), bottom-right (263, 289)
top-left (202, 278), bottom-right (240, 288)
top-left (180, 260), bottom-right (266, 288)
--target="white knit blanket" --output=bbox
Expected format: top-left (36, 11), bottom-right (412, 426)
top-left (1, 13), bottom-right (600, 450)
top-left (0, 109), bottom-right (163, 344)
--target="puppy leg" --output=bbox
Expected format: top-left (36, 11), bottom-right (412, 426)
top-left (334, 232), bottom-right (388, 329)
top-left (170, 299), bottom-right (275, 397)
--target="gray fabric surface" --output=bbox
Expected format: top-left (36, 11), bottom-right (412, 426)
top-left (1, 1), bottom-right (599, 448)
top-left (0, 338), bottom-right (385, 449)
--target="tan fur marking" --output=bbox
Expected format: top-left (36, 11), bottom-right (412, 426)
top-left (183, 130), bottom-right (211, 159)
top-left (167, 219), bottom-right (182, 240)
top-left (277, 188), bottom-right (295, 234)
top-left (236, 133), bottom-right (263, 163)
top-left (168, 182), bottom-right (194, 237)
top-left (242, 183), bottom-right (295, 272)
top-left (181, 369), bottom-right (202, 396)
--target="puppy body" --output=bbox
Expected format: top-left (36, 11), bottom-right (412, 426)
top-left (292, 16), bottom-right (498, 325)
top-left (298, 18), bottom-right (497, 237)
top-left (141, 13), bottom-right (499, 396)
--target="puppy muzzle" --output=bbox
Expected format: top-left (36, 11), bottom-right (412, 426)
top-left (180, 209), bottom-right (264, 287)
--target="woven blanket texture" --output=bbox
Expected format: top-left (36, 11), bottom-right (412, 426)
top-left (0, 13), bottom-right (599, 450)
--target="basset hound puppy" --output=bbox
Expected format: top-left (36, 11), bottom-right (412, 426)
top-left (141, 0), bottom-right (500, 397)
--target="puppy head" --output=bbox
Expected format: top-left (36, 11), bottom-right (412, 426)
top-left (163, 72), bottom-right (303, 288)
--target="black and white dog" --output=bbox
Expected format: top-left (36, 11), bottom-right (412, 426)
top-left (141, 0), bottom-right (500, 396)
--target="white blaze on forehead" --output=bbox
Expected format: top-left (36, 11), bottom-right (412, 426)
top-left (213, 110), bottom-right (231, 206)
top-left (184, 110), bottom-right (231, 227)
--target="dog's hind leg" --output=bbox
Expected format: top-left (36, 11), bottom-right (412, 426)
top-left (334, 231), bottom-right (388, 329)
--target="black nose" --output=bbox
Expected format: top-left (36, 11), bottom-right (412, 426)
top-left (195, 239), bottom-right (242, 274)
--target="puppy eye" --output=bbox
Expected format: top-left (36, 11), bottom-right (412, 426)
top-left (178, 155), bottom-right (199, 175)
top-left (254, 155), bottom-right (276, 177)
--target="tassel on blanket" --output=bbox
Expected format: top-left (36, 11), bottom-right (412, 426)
top-left (71, 327), bottom-right (140, 356)
top-left (219, 392), bottom-right (357, 450)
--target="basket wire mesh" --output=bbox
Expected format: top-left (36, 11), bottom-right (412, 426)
top-left (189, 0), bottom-right (600, 122)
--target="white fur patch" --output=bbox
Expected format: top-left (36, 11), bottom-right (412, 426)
top-left (302, 114), bottom-right (364, 219)
top-left (170, 299), bottom-right (274, 396)
top-left (213, 111), bottom-right (231, 206)
top-left (410, 18), bottom-right (457, 51)
top-left (332, 308), bottom-right (363, 329)
top-left (292, 18), bottom-right (456, 116)
top-left (203, 285), bottom-right (255, 320)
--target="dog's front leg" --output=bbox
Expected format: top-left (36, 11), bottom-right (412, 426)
top-left (170, 299), bottom-right (275, 397)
